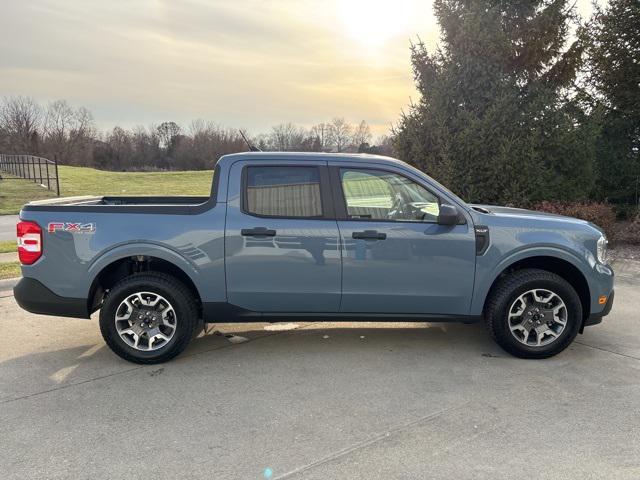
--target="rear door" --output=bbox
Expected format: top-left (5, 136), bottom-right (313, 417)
top-left (330, 162), bottom-right (476, 315)
top-left (224, 160), bottom-right (341, 312)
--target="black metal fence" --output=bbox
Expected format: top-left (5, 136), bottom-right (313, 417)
top-left (0, 154), bottom-right (60, 196)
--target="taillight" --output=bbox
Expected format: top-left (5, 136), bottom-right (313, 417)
top-left (17, 220), bottom-right (43, 265)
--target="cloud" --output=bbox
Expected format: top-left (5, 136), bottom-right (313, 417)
top-left (0, 0), bottom-right (595, 137)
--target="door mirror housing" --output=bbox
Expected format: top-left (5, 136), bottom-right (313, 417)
top-left (437, 204), bottom-right (459, 225)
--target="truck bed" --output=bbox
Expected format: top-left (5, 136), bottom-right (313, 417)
top-left (22, 195), bottom-right (213, 214)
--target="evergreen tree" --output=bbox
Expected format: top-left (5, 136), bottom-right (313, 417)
top-left (583, 0), bottom-right (640, 206)
top-left (394, 0), bottom-right (596, 205)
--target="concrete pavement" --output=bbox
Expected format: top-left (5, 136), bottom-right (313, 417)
top-left (0, 215), bottom-right (18, 241)
top-left (0, 261), bottom-right (638, 479)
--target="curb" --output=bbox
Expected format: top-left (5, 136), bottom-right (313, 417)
top-left (0, 277), bottom-right (20, 293)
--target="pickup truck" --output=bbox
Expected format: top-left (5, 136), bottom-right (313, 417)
top-left (14, 152), bottom-right (614, 363)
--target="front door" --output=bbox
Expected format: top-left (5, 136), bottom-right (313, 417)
top-left (332, 164), bottom-right (476, 315)
top-left (225, 161), bottom-right (341, 312)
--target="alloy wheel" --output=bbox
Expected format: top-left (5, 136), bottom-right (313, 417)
top-left (114, 292), bottom-right (177, 351)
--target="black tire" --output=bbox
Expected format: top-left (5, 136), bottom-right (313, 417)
top-left (99, 272), bottom-right (199, 364)
top-left (485, 269), bottom-right (582, 359)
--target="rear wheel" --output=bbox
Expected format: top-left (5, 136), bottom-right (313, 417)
top-left (485, 269), bottom-right (582, 359)
top-left (99, 272), bottom-right (199, 364)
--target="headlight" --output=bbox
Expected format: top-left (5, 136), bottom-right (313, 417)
top-left (597, 235), bottom-right (608, 264)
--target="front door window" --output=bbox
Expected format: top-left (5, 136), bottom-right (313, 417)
top-left (340, 168), bottom-right (440, 222)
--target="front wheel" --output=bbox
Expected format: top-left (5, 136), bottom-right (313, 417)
top-left (485, 269), bottom-right (582, 359)
top-left (99, 272), bottom-right (199, 364)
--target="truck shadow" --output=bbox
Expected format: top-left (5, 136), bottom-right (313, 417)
top-left (189, 322), bottom-right (496, 357)
top-left (0, 322), bottom-right (509, 403)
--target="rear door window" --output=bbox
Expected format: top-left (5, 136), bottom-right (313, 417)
top-left (245, 166), bottom-right (323, 218)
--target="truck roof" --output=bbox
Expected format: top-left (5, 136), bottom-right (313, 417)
top-left (218, 151), bottom-right (408, 169)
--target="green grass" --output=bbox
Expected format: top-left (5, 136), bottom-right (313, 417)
top-left (0, 166), bottom-right (214, 215)
top-left (0, 261), bottom-right (20, 280)
top-left (0, 241), bottom-right (16, 253)
top-left (0, 175), bottom-right (57, 214)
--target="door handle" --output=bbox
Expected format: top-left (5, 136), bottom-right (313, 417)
top-left (241, 227), bottom-right (276, 237)
top-left (352, 230), bottom-right (386, 240)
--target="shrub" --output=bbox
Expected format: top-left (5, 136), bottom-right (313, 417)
top-left (615, 214), bottom-right (640, 245)
top-left (613, 204), bottom-right (639, 221)
top-left (533, 202), bottom-right (617, 241)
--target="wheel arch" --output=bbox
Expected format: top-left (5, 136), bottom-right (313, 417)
top-left (86, 244), bottom-right (203, 317)
top-left (482, 255), bottom-right (591, 323)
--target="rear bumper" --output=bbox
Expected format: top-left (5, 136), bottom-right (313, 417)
top-left (584, 290), bottom-right (614, 327)
top-left (13, 277), bottom-right (89, 319)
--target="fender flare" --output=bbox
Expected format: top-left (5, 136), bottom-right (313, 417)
top-left (84, 242), bottom-right (203, 300)
top-left (471, 245), bottom-right (593, 315)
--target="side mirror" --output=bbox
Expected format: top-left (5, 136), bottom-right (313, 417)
top-left (437, 204), bottom-right (459, 225)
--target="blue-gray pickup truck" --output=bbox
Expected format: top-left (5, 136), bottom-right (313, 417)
top-left (14, 152), bottom-right (614, 363)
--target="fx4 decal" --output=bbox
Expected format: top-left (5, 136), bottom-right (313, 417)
top-left (48, 222), bottom-right (96, 234)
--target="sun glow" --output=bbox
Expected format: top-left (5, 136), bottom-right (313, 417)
top-left (338, 0), bottom-right (416, 48)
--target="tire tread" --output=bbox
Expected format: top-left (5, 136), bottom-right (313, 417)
top-left (484, 268), bottom-right (582, 359)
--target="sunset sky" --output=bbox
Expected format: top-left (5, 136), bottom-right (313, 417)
top-left (1, 0), bottom-right (596, 138)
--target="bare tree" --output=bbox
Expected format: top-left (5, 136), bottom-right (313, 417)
top-left (73, 107), bottom-right (94, 139)
top-left (105, 126), bottom-right (133, 170)
top-left (43, 100), bottom-right (74, 143)
top-left (0, 95), bottom-right (388, 171)
top-left (43, 100), bottom-right (95, 164)
top-left (310, 122), bottom-right (332, 151)
top-left (130, 125), bottom-right (160, 169)
top-left (375, 134), bottom-right (395, 156)
top-left (180, 119), bottom-right (245, 168)
top-left (66, 106), bottom-right (94, 165)
top-left (267, 122), bottom-right (307, 151)
top-left (0, 96), bottom-right (43, 152)
top-left (328, 117), bottom-right (352, 152)
top-left (352, 120), bottom-right (372, 151)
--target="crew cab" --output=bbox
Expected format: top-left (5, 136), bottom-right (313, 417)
top-left (14, 152), bottom-right (614, 363)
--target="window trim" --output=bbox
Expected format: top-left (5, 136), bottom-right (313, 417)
top-left (241, 164), bottom-right (335, 220)
top-left (329, 165), bottom-right (446, 224)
